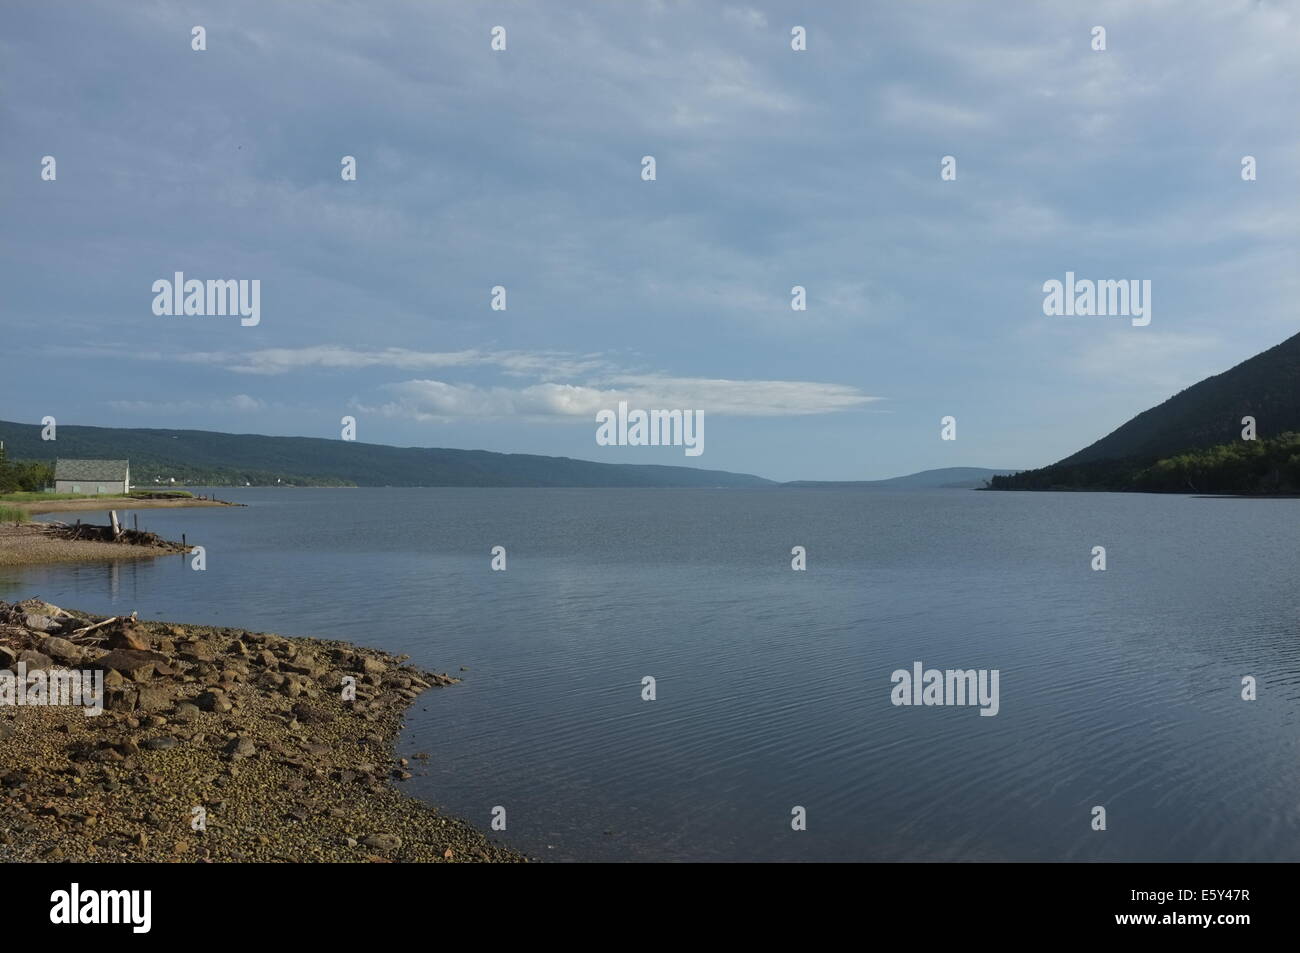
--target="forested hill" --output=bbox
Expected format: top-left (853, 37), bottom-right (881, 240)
top-left (991, 329), bottom-right (1300, 492)
top-left (0, 421), bottom-right (773, 488)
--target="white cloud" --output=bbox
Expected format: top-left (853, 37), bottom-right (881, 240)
top-left (362, 375), bottom-right (880, 421)
top-left (103, 346), bottom-right (609, 380)
top-left (109, 394), bottom-right (266, 414)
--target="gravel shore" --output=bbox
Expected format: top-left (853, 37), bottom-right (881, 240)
top-left (0, 599), bottom-right (527, 863)
top-left (2, 497), bottom-right (235, 515)
top-left (0, 523), bottom-right (190, 568)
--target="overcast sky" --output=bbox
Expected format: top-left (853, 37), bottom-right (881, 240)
top-left (4, 1), bottom-right (1297, 480)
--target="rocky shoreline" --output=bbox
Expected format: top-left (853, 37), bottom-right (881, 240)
top-left (0, 599), bottom-right (527, 863)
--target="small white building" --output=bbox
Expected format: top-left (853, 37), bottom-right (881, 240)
top-left (54, 459), bottom-right (131, 495)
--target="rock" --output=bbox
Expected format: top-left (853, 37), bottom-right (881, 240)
top-left (135, 686), bottom-right (172, 712)
top-left (0, 645), bottom-right (16, 666)
top-left (361, 657), bottom-right (387, 675)
top-left (361, 833), bottom-right (402, 852)
top-left (110, 624), bottom-right (151, 652)
top-left (226, 737), bottom-right (256, 759)
top-left (104, 687), bottom-right (138, 712)
top-left (39, 636), bottom-right (84, 664)
top-left (23, 613), bottom-right (58, 633)
top-left (282, 659), bottom-right (323, 677)
top-left (196, 691), bottom-right (233, 714)
top-left (18, 598), bottom-right (68, 616)
top-left (141, 736), bottom-right (178, 751)
top-left (172, 702), bottom-right (200, 723)
top-left (94, 649), bottom-right (168, 680)
top-left (180, 642), bottom-right (217, 664)
top-left (16, 650), bottom-right (53, 671)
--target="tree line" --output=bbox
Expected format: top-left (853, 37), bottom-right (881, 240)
top-left (0, 446), bottom-right (53, 494)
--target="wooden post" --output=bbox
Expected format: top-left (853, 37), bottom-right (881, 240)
top-left (182, 533), bottom-right (186, 548)
top-left (110, 510), bottom-right (121, 539)
top-left (133, 513), bottom-right (139, 532)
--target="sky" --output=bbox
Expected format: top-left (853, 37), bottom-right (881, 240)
top-left (3, 0), bottom-right (1297, 481)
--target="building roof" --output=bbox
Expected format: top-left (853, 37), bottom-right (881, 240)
top-left (54, 459), bottom-right (130, 481)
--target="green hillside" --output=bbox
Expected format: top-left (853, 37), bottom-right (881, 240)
top-left (991, 329), bottom-right (1300, 492)
top-left (0, 421), bottom-right (773, 488)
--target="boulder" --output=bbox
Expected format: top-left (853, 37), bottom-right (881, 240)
top-left (172, 702), bottom-right (201, 723)
top-left (135, 686), bottom-right (173, 712)
top-left (39, 636), bottom-right (84, 664)
top-left (109, 624), bottom-right (151, 652)
top-left (16, 650), bottom-right (53, 671)
top-left (180, 641), bottom-right (217, 664)
top-left (196, 691), bottom-right (233, 714)
top-left (104, 687), bottom-right (138, 712)
top-left (226, 737), bottom-right (256, 759)
top-left (93, 649), bottom-right (168, 682)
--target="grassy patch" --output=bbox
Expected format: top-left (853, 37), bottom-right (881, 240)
top-left (0, 490), bottom-right (195, 503)
top-left (0, 506), bottom-right (29, 523)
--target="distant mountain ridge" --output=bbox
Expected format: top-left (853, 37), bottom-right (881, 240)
top-left (0, 421), bottom-right (772, 488)
top-left (992, 329), bottom-right (1300, 491)
top-left (0, 420), bottom-right (1023, 490)
top-left (785, 467), bottom-right (1021, 489)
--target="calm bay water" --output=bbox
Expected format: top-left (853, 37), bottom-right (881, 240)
top-left (3, 487), bottom-right (1298, 862)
